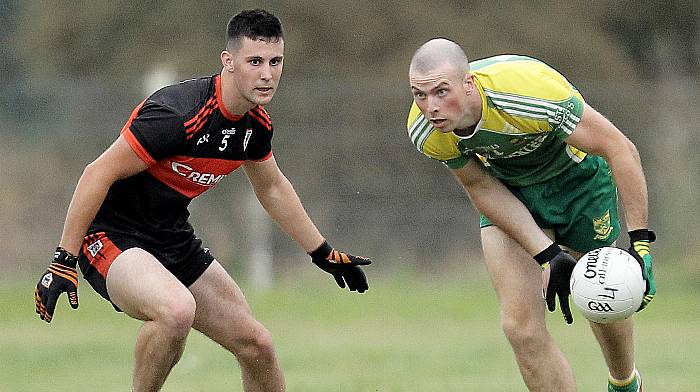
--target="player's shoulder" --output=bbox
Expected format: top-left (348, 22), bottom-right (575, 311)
top-left (472, 55), bottom-right (576, 102)
top-left (146, 75), bottom-right (216, 118)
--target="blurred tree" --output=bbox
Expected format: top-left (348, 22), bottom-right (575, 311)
top-left (602, 0), bottom-right (699, 80)
top-left (14, 0), bottom-right (653, 82)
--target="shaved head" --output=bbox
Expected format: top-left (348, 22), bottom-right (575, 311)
top-left (409, 38), bottom-right (469, 77)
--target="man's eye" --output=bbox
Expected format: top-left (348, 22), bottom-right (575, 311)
top-left (250, 59), bottom-right (261, 65)
top-left (437, 89), bottom-right (448, 96)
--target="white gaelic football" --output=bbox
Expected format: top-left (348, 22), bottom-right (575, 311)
top-left (569, 247), bottom-right (645, 324)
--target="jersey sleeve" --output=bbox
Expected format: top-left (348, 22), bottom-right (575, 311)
top-left (531, 64), bottom-right (585, 138)
top-left (120, 100), bottom-right (186, 165)
top-left (245, 106), bottom-right (273, 161)
top-left (407, 102), bottom-right (469, 169)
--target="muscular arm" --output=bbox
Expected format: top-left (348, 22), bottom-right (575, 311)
top-left (566, 103), bottom-right (649, 230)
top-left (59, 136), bottom-right (148, 254)
top-left (451, 158), bottom-right (553, 255)
top-left (243, 156), bottom-right (325, 252)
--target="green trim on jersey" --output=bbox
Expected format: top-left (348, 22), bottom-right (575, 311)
top-left (406, 55), bottom-right (587, 186)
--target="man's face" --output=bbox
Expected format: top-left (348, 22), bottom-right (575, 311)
top-left (228, 37), bottom-right (284, 108)
top-left (409, 63), bottom-right (471, 132)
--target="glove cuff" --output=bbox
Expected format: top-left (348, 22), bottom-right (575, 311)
top-left (533, 243), bottom-right (561, 265)
top-left (628, 229), bottom-right (656, 243)
top-left (54, 247), bottom-right (78, 268)
top-left (308, 241), bottom-right (333, 260)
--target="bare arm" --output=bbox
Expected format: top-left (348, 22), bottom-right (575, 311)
top-left (451, 158), bottom-right (553, 256)
top-left (243, 155), bottom-right (325, 253)
top-left (59, 136), bottom-right (148, 254)
top-left (566, 103), bottom-right (648, 230)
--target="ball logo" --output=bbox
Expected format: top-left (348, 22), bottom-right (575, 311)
top-left (587, 301), bottom-right (614, 312)
top-left (583, 248), bottom-right (609, 284)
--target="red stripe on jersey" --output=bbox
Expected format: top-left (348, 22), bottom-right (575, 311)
top-left (147, 156), bottom-right (244, 198)
top-left (215, 75), bottom-right (243, 121)
top-left (123, 128), bottom-right (156, 166)
top-left (184, 97), bottom-right (216, 127)
top-left (255, 106), bottom-right (271, 123)
top-left (82, 232), bottom-right (123, 278)
top-left (249, 109), bottom-right (272, 131)
top-left (184, 101), bottom-right (218, 140)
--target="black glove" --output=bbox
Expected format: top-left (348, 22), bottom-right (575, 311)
top-left (535, 244), bottom-right (577, 324)
top-left (35, 247), bottom-right (79, 323)
top-left (309, 241), bottom-right (371, 293)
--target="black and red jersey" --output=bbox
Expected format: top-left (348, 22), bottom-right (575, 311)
top-left (89, 74), bottom-right (273, 246)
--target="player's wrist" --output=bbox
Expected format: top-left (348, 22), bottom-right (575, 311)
top-left (308, 241), bottom-right (332, 260)
top-left (533, 243), bottom-right (561, 266)
top-left (54, 247), bottom-right (78, 268)
top-left (628, 229), bottom-right (656, 243)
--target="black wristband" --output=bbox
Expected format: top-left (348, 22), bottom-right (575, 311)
top-left (533, 243), bottom-right (561, 265)
top-left (628, 229), bottom-right (656, 243)
top-left (309, 241), bottom-right (333, 259)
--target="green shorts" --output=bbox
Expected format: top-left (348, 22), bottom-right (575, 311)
top-left (480, 155), bottom-right (620, 253)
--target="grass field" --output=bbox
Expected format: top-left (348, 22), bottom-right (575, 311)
top-left (2, 264), bottom-right (698, 391)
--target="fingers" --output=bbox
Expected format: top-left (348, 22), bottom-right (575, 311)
top-left (348, 254), bottom-right (372, 266)
top-left (332, 273), bottom-right (346, 289)
top-left (34, 288), bottom-right (52, 323)
top-left (43, 290), bottom-right (59, 323)
top-left (68, 290), bottom-right (79, 309)
top-left (559, 294), bottom-right (573, 324)
top-left (545, 285), bottom-right (556, 312)
top-left (345, 267), bottom-right (368, 293)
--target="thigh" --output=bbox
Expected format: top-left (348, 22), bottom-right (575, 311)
top-left (106, 247), bottom-right (194, 321)
top-left (188, 260), bottom-right (264, 347)
top-left (481, 226), bottom-right (550, 323)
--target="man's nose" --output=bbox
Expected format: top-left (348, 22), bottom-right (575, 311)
top-left (427, 96), bottom-right (439, 114)
top-left (260, 64), bottom-right (272, 80)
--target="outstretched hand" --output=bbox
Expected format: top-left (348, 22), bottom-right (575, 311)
top-left (309, 241), bottom-right (371, 293)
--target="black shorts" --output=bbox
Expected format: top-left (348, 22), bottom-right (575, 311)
top-left (77, 230), bottom-right (215, 311)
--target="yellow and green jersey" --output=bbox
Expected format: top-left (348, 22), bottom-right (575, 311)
top-left (407, 55), bottom-right (587, 186)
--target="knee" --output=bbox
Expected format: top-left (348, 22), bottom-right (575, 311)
top-left (157, 295), bottom-right (196, 336)
top-left (234, 327), bottom-right (277, 363)
top-left (501, 313), bottom-right (547, 353)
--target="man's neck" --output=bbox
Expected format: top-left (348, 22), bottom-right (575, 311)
top-left (453, 87), bottom-right (484, 137)
top-left (219, 70), bottom-right (256, 115)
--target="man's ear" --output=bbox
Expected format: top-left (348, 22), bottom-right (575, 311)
top-left (463, 73), bottom-right (474, 94)
top-left (221, 51), bottom-right (235, 72)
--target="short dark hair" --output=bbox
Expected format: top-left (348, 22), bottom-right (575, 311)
top-left (226, 9), bottom-right (283, 50)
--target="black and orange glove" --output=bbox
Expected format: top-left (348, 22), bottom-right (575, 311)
top-left (536, 244), bottom-right (577, 324)
top-left (35, 247), bottom-right (79, 323)
top-left (309, 241), bottom-right (371, 293)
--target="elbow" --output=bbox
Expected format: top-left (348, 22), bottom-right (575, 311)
top-left (620, 135), bottom-right (642, 164)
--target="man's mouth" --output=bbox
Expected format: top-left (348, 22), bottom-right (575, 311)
top-left (430, 118), bottom-right (446, 127)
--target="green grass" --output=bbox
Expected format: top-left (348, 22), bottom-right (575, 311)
top-left (3, 265), bottom-right (698, 391)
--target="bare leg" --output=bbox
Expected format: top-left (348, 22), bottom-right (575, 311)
top-left (189, 260), bottom-right (285, 391)
top-left (106, 248), bottom-right (197, 392)
top-left (589, 316), bottom-right (636, 380)
top-left (481, 226), bottom-right (576, 392)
